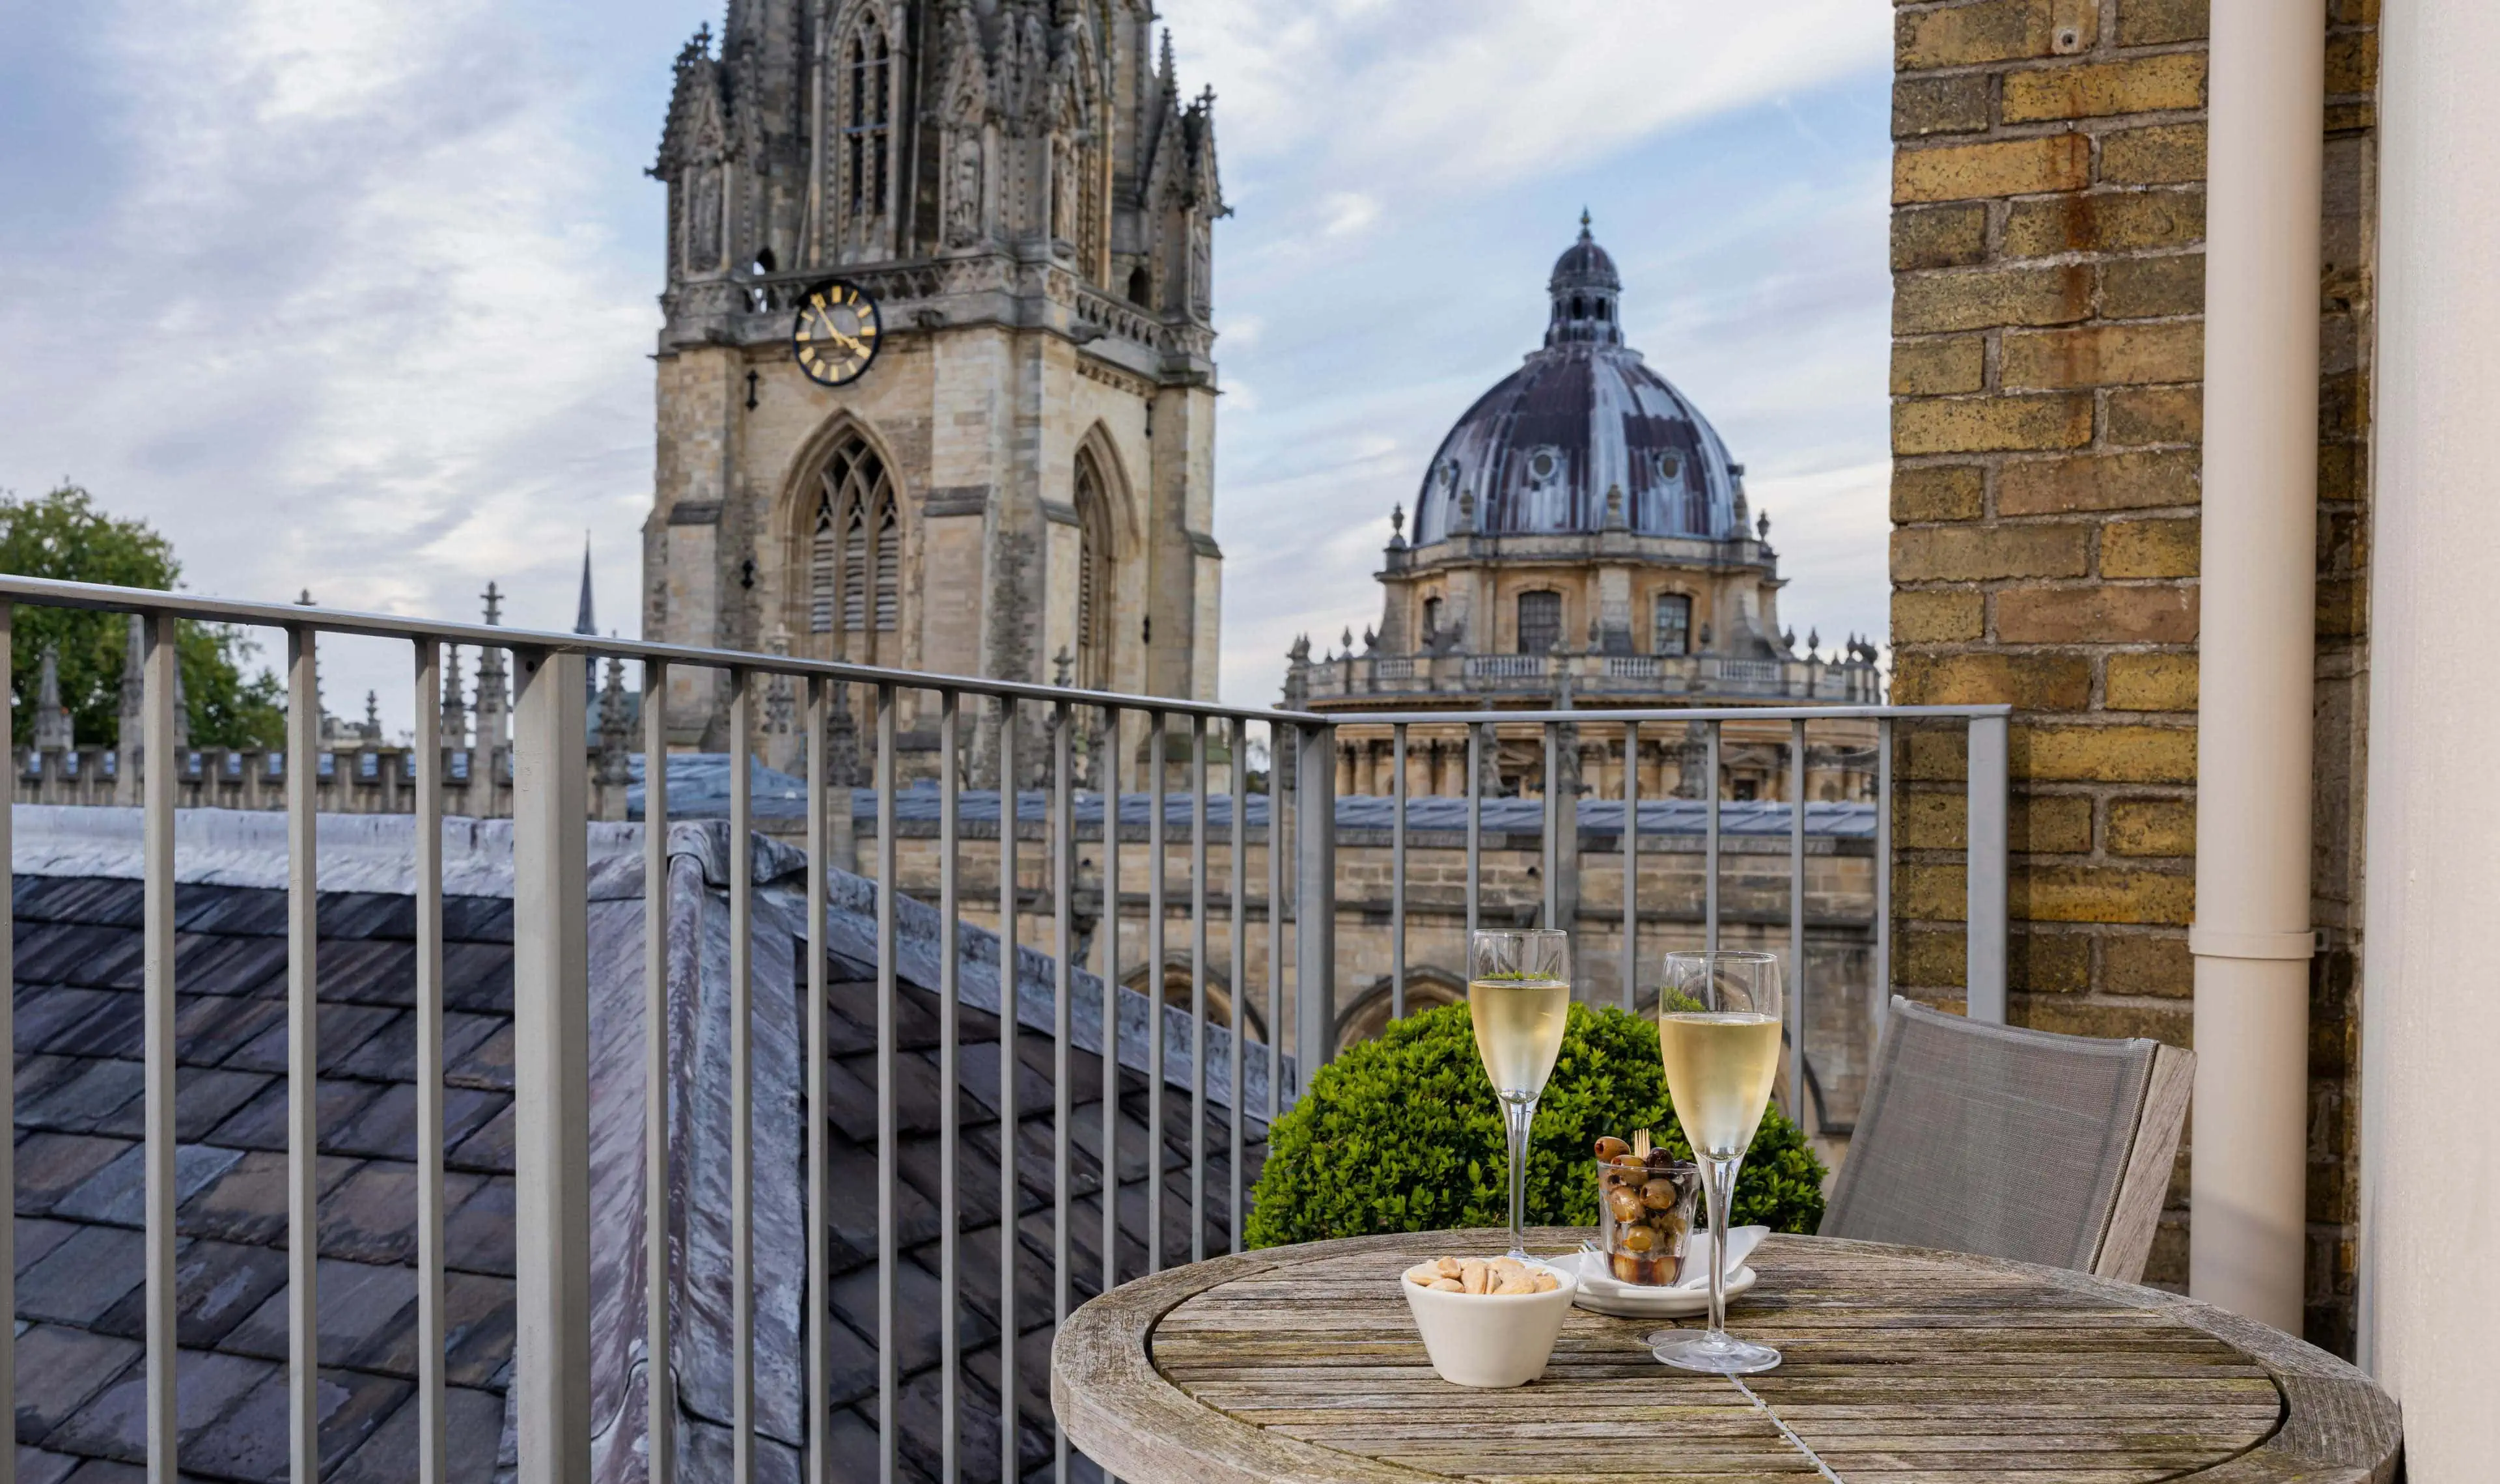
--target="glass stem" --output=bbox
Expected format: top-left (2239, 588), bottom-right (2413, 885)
top-left (1702, 1152), bottom-right (1738, 1342)
top-left (1505, 1094), bottom-right (1536, 1257)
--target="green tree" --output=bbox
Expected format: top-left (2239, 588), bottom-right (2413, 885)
top-left (0, 486), bottom-right (286, 749)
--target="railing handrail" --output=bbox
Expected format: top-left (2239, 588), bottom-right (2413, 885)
top-left (0, 573), bottom-right (1318, 724)
top-left (1330, 703), bottom-right (2009, 725)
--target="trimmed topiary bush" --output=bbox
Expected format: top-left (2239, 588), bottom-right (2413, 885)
top-left (1247, 1001), bottom-right (1826, 1248)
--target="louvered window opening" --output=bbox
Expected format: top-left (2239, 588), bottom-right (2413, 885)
top-left (809, 497), bottom-right (837, 633)
top-left (1516, 590), bottom-right (1562, 656)
top-left (872, 500), bottom-right (898, 631)
top-left (1075, 454), bottom-right (1110, 689)
top-left (845, 25), bottom-right (891, 219)
top-left (816, 437), bottom-right (897, 638)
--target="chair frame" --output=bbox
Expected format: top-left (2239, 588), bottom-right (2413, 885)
top-left (1824, 996), bottom-right (2195, 1285)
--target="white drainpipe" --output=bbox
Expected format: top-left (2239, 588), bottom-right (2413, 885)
top-left (2189, 0), bottom-right (2324, 1334)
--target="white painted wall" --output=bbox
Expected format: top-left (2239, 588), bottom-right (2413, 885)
top-left (2361, 0), bottom-right (2500, 1471)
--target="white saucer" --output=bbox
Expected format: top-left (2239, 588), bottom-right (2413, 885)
top-left (1567, 1249), bottom-right (1758, 1319)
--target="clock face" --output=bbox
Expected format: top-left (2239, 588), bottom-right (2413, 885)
top-left (792, 281), bottom-right (881, 387)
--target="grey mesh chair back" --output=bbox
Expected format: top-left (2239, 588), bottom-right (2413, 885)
top-left (1819, 996), bottom-right (2194, 1284)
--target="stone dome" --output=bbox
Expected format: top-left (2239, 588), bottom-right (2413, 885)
top-left (1411, 216), bottom-right (1745, 545)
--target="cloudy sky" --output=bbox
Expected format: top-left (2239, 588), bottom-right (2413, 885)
top-left (0, 0), bottom-right (1893, 726)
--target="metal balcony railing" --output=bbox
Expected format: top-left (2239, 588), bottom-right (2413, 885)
top-left (0, 573), bottom-right (2009, 1484)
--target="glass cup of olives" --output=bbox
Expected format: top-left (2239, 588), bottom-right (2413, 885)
top-left (1592, 1136), bottom-right (1701, 1286)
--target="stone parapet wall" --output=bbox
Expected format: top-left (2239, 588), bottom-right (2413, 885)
top-left (840, 816), bottom-right (1882, 1146)
top-left (9, 745), bottom-right (631, 822)
top-left (1886, 0), bottom-right (2376, 1349)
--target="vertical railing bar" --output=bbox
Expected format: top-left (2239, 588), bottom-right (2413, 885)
top-left (1875, 718), bottom-right (1894, 1044)
top-left (0, 609), bottom-right (12, 1484)
top-left (804, 677), bottom-right (831, 1484)
top-left (1099, 707), bottom-right (1120, 1306)
top-left (937, 690), bottom-right (961, 1484)
top-left (511, 646), bottom-right (592, 1483)
top-left (1789, 718), bottom-right (1808, 1133)
top-left (1189, 716), bottom-right (1209, 1265)
top-left (1465, 722), bottom-right (1482, 940)
top-left (642, 659), bottom-right (673, 1484)
top-left (1965, 713), bottom-right (2010, 1024)
top-left (1051, 700), bottom-right (1075, 1483)
top-left (1391, 723), bottom-right (1406, 1021)
top-left (414, 640), bottom-right (449, 1484)
top-left (1622, 721), bottom-right (1638, 1011)
top-left (1146, 711), bottom-right (1167, 1274)
top-left (285, 622), bottom-right (319, 1484)
top-left (1543, 722), bottom-right (1561, 930)
top-left (143, 612), bottom-right (181, 1484)
top-left (1292, 723), bottom-right (1337, 1078)
top-left (1227, 717), bottom-right (1248, 1256)
top-left (872, 684), bottom-right (898, 1484)
top-left (729, 670), bottom-right (755, 1484)
top-left (1265, 719), bottom-right (1282, 1131)
top-left (1704, 722), bottom-right (1721, 960)
top-left (996, 702), bottom-right (1019, 1474)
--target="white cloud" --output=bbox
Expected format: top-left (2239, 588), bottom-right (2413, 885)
top-left (0, 0), bottom-right (663, 725)
top-left (1176, 0), bottom-right (1888, 199)
top-left (1320, 191), bottom-right (1382, 238)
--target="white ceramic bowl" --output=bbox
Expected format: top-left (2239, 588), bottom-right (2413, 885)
top-left (1400, 1257), bottom-right (1581, 1388)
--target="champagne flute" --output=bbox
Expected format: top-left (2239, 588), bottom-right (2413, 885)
top-left (1649, 950), bottom-right (1783, 1375)
top-left (1469, 929), bottom-right (1571, 1261)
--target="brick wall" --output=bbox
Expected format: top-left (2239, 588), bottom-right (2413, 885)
top-left (1885, 0), bottom-right (2376, 1353)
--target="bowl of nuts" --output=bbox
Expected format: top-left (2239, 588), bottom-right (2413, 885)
top-left (1593, 1131), bottom-right (1701, 1286)
top-left (1399, 1254), bottom-right (1579, 1388)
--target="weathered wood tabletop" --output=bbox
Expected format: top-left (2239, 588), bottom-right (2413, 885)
top-left (1053, 1227), bottom-right (2401, 1484)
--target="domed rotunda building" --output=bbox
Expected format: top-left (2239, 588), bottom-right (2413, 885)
top-left (1287, 216), bottom-right (1881, 801)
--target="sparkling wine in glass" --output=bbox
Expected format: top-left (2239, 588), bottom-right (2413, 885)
top-left (1650, 949), bottom-right (1783, 1375)
top-left (1469, 929), bottom-right (1570, 1261)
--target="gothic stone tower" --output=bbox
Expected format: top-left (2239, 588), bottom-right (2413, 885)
top-left (643, 0), bottom-right (1226, 773)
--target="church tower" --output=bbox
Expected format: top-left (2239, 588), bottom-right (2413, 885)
top-left (643, 0), bottom-right (1227, 776)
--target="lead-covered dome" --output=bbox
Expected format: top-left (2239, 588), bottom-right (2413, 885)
top-left (1412, 215), bottom-right (1745, 545)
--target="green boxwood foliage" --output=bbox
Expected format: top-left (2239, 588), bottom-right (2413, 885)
top-left (1247, 1001), bottom-right (1826, 1248)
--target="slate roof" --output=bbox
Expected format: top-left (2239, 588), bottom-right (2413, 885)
top-left (12, 815), bottom-right (1270, 1484)
top-left (12, 875), bottom-right (520, 1484)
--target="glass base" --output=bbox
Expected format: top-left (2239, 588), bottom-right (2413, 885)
top-left (1648, 1331), bottom-right (1782, 1375)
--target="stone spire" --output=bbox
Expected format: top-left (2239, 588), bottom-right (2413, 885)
top-left (577, 540), bottom-right (602, 713)
top-left (474, 582), bottom-right (510, 751)
top-left (33, 642), bottom-right (70, 751)
top-left (575, 538), bottom-right (596, 635)
top-left (596, 653), bottom-right (632, 788)
top-left (439, 645), bottom-right (469, 749)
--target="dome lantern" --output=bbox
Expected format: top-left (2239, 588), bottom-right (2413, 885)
top-left (1546, 208), bottom-right (1624, 348)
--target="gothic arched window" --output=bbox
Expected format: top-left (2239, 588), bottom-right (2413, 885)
top-left (1074, 450), bottom-right (1113, 689)
top-left (842, 19), bottom-right (893, 232)
top-left (1516, 590), bottom-right (1562, 656)
top-left (810, 435), bottom-right (898, 653)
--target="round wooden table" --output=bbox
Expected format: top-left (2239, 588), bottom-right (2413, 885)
top-left (1053, 1228), bottom-right (2400, 1484)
